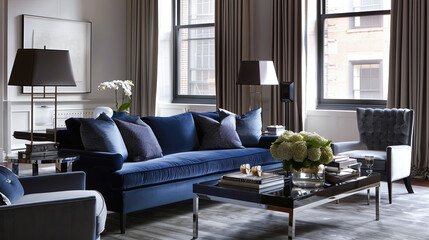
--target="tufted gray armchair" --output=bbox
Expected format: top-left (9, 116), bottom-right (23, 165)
top-left (331, 108), bottom-right (414, 204)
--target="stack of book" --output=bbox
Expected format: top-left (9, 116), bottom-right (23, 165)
top-left (325, 155), bottom-right (361, 184)
top-left (219, 172), bottom-right (284, 192)
top-left (265, 125), bottom-right (285, 135)
top-left (17, 142), bottom-right (59, 160)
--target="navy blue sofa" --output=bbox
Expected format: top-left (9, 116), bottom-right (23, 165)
top-left (58, 112), bottom-right (281, 233)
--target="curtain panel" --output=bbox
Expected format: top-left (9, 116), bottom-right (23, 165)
top-left (127, 0), bottom-right (159, 116)
top-left (271, 0), bottom-right (303, 132)
top-left (388, 0), bottom-right (429, 178)
top-left (215, 0), bottom-right (253, 115)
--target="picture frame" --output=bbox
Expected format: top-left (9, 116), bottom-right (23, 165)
top-left (22, 14), bottom-right (92, 93)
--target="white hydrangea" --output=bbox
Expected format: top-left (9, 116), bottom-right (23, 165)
top-left (277, 142), bottom-right (293, 161)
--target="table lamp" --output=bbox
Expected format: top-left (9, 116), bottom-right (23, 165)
top-left (8, 48), bottom-right (76, 145)
top-left (236, 60), bottom-right (279, 110)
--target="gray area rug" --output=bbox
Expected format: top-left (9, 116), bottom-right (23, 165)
top-left (102, 182), bottom-right (429, 240)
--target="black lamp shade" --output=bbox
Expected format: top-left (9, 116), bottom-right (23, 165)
top-left (236, 60), bottom-right (279, 85)
top-left (8, 49), bottom-right (76, 86)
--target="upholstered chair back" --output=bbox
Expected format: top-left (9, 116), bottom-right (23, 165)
top-left (356, 108), bottom-right (414, 151)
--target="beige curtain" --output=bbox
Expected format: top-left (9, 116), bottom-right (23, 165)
top-left (127, 0), bottom-right (158, 116)
top-left (271, 0), bottom-right (303, 132)
top-left (388, 0), bottom-right (429, 178)
top-left (215, 0), bottom-right (252, 114)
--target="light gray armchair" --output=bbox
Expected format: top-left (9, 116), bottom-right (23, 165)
top-left (0, 170), bottom-right (106, 240)
top-left (331, 108), bottom-right (414, 204)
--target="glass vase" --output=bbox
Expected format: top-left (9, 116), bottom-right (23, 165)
top-left (291, 165), bottom-right (325, 188)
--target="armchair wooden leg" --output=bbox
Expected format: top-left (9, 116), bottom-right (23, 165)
top-left (388, 181), bottom-right (392, 204)
top-left (120, 213), bottom-right (126, 234)
top-left (403, 176), bottom-right (414, 194)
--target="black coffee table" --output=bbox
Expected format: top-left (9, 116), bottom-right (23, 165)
top-left (192, 172), bottom-right (380, 239)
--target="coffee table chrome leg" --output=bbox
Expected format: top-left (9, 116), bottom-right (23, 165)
top-left (193, 194), bottom-right (199, 239)
top-left (375, 186), bottom-right (380, 220)
top-left (288, 210), bottom-right (295, 239)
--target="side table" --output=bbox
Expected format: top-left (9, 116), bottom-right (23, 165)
top-left (6, 154), bottom-right (79, 176)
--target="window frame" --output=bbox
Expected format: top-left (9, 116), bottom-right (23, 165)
top-left (317, 0), bottom-right (390, 110)
top-left (172, 0), bottom-right (216, 104)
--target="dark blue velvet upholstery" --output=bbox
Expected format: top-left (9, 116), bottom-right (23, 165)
top-left (220, 108), bottom-right (262, 147)
top-left (111, 148), bottom-right (275, 190)
top-left (142, 112), bottom-right (199, 155)
top-left (65, 118), bottom-right (85, 150)
top-left (357, 108), bottom-right (414, 151)
top-left (80, 113), bottom-right (128, 161)
top-left (0, 166), bottom-right (24, 203)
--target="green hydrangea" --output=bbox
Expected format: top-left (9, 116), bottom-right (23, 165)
top-left (276, 130), bottom-right (294, 143)
top-left (300, 131), bottom-right (328, 146)
top-left (277, 142), bottom-right (293, 161)
top-left (307, 147), bottom-right (321, 161)
top-left (320, 146), bottom-right (334, 164)
top-left (287, 133), bottom-right (304, 142)
top-left (270, 144), bottom-right (280, 160)
top-left (291, 141), bottom-right (307, 162)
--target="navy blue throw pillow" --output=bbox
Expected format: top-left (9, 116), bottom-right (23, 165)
top-left (142, 112), bottom-right (199, 155)
top-left (219, 108), bottom-right (262, 147)
top-left (65, 118), bottom-right (85, 150)
top-left (0, 166), bottom-right (24, 203)
top-left (114, 119), bottom-right (163, 162)
top-left (190, 111), bottom-right (220, 143)
top-left (111, 115), bottom-right (141, 123)
top-left (80, 113), bottom-right (128, 161)
top-left (197, 115), bottom-right (243, 150)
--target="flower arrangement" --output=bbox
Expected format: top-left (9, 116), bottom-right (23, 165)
top-left (97, 80), bottom-right (135, 112)
top-left (270, 130), bottom-right (334, 171)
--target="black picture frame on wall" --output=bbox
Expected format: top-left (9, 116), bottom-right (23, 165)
top-left (21, 14), bottom-right (92, 93)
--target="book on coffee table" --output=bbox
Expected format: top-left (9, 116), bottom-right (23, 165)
top-left (221, 172), bottom-right (283, 185)
top-left (218, 178), bottom-right (284, 189)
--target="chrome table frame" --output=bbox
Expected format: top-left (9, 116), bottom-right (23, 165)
top-left (193, 177), bottom-right (380, 240)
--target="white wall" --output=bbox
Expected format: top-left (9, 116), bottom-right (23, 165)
top-left (3, 0), bottom-right (127, 152)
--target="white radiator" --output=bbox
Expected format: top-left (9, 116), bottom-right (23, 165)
top-left (57, 109), bottom-right (94, 128)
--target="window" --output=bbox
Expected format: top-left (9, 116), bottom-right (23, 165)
top-left (318, 0), bottom-right (391, 109)
top-left (173, 0), bottom-right (215, 103)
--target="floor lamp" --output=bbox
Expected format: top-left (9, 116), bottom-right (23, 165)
top-left (280, 82), bottom-right (294, 130)
top-left (8, 48), bottom-right (76, 147)
top-left (236, 61), bottom-right (279, 110)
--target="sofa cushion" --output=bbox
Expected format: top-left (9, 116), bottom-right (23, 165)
top-left (80, 113), bottom-right (128, 161)
top-left (191, 111), bottom-right (220, 142)
top-left (111, 148), bottom-right (277, 190)
top-left (219, 108), bottom-right (262, 147)
top-left (114, 119), bottom-right (163, 162)
top-left (65, 118), bottom-right (85, 150)
top-left (112, 115), bottom-right (141, 123)
top-left (14, 190), bottom-right (107, 235)
top-left (198, 115), bottom-right (243, 150)
top-left (0, 166), bottom-right (24, 203)
top-left (142, 112), bottom-right (199, 155)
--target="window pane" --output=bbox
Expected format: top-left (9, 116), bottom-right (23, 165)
top-left (180, 0), bottom-right (215, 25)
top-left (326, 0), bottom-right (390, 14)
top-left (177, 27), bottom-right (215, 96)
top-left (323, 15), bottom-right (390, 100)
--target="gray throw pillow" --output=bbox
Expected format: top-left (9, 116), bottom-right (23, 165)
top-left (219, 108), bottom-right (262, 147)
top-left (114, 119), bottom-right (163, 162)
top-left (197, 115), bottom-right (243, 150)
